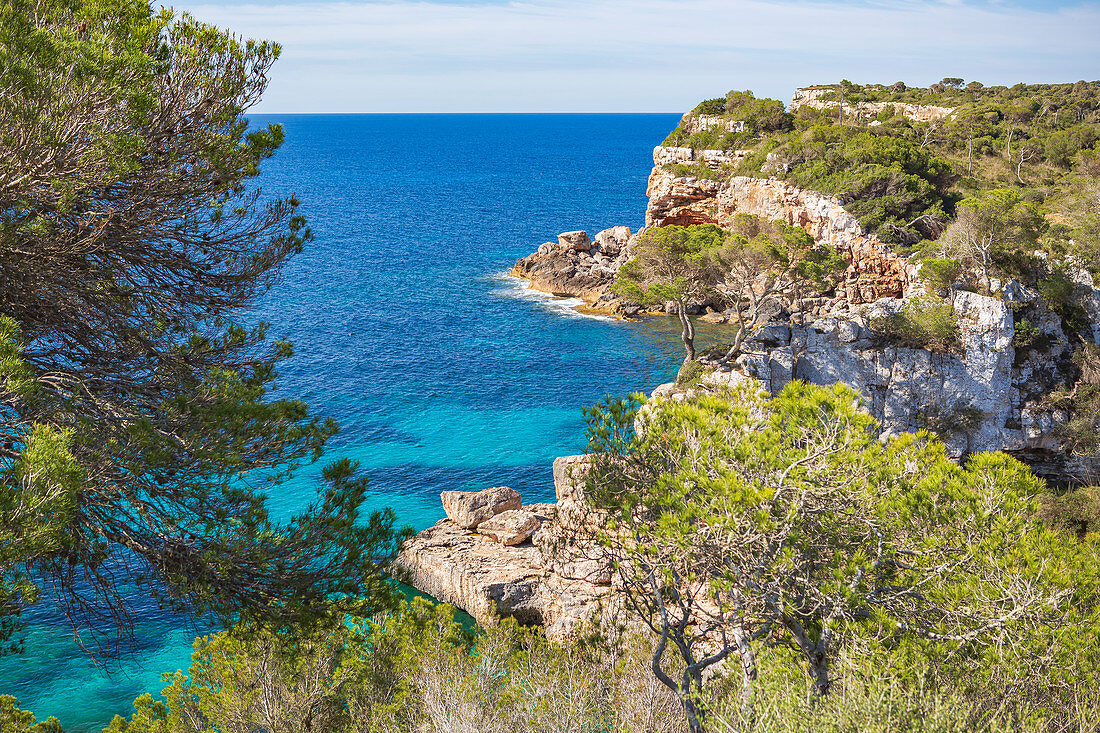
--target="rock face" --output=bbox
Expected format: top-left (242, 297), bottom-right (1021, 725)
top-left (789, 87), bottom-right (956, 123)
top-left (645, 168), bottom-right (911, 306)
top-left (509, 225), bottom-right (638, 312)
top-left (702, 283), bottom-right (1098, 463)
top-left (506, 88), bottom-right (1100, 475)
top-left (441, 486), bottom-right (521, 529)
top-left (682, 113), bottom-right (747, 135)
top-left (394, 468), bottom-right (617, 640)
top-left (654, 145), bottom-right (752, 170)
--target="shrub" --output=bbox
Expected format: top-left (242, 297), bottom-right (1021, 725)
top-left (1038, 268), bottom-right (1088, 332)
top-left (1039, 486), bottom-right (1100, 541)
top-left (920, 257), bottom-right (962, 293)
top-left (870, 296), bottom-right (960, 352)
top-left (676, 359), bottom-right (711, 386)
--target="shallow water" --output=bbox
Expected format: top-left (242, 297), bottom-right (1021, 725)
top-left (0, 113), bottom-right (748, 731)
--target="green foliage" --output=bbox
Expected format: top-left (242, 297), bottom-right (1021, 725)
top-left (0, 0), bottom-right (408, 655)
top-left (1040, 487), bottom-right (1100, 541)
top-left (1013, 318), bottom-right (1042, 350)
top-left (670, 79), bottom-right (1100, 268)
top-left (667, 161), bottom-right (729, 181)
top-left (1037, 268), bottom-right (1089, 332)
top-left (783, 127), bottom-right (956, 243)
top-left (676, 359), bottom-right (711, 387)
top-left (105, 599), bottom-right (682, 733)
top-left (0, 696), bottom-right (62, 733)
top-left (580, 381), bottom-right (1100, 723)
top-left (723, 90), bottom-right (793, 133)
top-left (870, 296), bottom-right (961, 352)
top-left (613, 224), bottom-right (727, 308)
top-left (1056, 344), bottom-right (1100, 457)
top-left (920, 257), bottom-right (962, 292)
top-left (914, 402), bottom-right (985, 441)
top-left (103, 602), bottom-right (1100, 733)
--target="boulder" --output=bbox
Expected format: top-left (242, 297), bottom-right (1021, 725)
top-left (477, 509), bottom-right (540, 545)
top-left (440, 486), bottom-right (521, 529)
top-left (593, 226), bottom-right (631, 255)
top-left (557, 231), bottom-right (591, 251)
top-left (553, 455), bottom-right (591, 503)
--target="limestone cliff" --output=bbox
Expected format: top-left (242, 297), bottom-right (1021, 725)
top-left (507, 92), bottom-right (1100, 480)
top-left (789, 87), bottom-right (956, 123)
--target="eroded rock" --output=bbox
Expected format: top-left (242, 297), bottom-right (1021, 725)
top-left (510, 226), bottom-right (637, 312)
top-left (394, 502), bottom-right (615, 639)
top-left (440, 486), bottom-right (521, 529)
top-left (477, 509), bottom-right (540, 545)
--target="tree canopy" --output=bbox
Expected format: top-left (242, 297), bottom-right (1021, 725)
top-left (578, 381), bottom-right (1100, 731)
top-left (0, 0), bottom-right (406, 654)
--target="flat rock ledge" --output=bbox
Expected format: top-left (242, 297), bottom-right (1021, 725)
top-left (394, 458), bottom-right (618, 640)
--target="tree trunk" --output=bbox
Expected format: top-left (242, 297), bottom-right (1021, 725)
top-left (722, 322), bottom-right (747, 363)
top-left (684, 697), bottom-right (706, 733)
top-left (808, 655), bottom-right (831, 696)
top-left (784, 615), bottom-right (832, 697)
top-left (732, 625), bottom-right (758, 720)
top-left (678, 301), bottom-right (695, 364)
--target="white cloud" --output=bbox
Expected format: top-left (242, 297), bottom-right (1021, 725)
top-left (176, 0), bottom-right (1100, 111)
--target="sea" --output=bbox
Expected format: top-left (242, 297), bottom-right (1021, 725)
top-left (0, 112), bottom-right (737, 731)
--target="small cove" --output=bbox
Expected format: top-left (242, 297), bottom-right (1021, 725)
top-left (0, 112), bottom-right (750, 731)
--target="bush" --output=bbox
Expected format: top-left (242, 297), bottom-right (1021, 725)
top-left (676, 359), bottom-right (711, 386)
top-left (870, 296), bottom-right (960, 352)
top-left (1040, 486), bottom-right (1100, 540)
top-left (1038, 268), bottom-right (1089, 332)
top-left (920, 257), bottom-right (963, 292)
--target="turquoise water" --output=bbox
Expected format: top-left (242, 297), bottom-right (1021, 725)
top-left (0, 113), bottom-right (736, 731)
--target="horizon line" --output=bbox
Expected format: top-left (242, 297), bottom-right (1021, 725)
top-left (248, 110), bottom-right (687, 115)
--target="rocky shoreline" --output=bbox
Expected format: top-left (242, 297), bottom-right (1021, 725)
top-left (411, 88), bottom-right (1100, 639)
top-left (394, 456), bottom-right (618, 640)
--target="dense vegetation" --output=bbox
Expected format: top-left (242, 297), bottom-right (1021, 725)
top-left (0, 0), bottom-right (408, 675)
top-left (663, 81), bottom-right (1100, 258)
top-left (661, 80), bottom-right (1100, 533)
top-left (58, 384), bottom-right (1100, 733)
top-left (612, 217), bottom-right (844, 372)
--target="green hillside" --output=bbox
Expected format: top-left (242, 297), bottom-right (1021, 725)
top-left (662, 80), bottom-right (1100, 268)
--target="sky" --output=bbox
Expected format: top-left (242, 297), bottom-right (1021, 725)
top-left (174, 0), bottom-right (1100, 113)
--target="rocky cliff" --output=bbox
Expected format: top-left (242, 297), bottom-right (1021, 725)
top-left (395, 460), bottom-right (616, 640)
top-left (508, 108), bottom-right (1100, 474)
top-left (789, 86), bottom-right (956, 123)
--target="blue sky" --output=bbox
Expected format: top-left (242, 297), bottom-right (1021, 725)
top-left (174, 0), bottom-right (1100, 112)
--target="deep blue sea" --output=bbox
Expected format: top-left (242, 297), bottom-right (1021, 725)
top-left (0, 113), bottom-right (735, 731)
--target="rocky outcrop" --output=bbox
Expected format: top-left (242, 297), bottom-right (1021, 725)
top-left (790, 87), bottom-right (955, 123)
top-left (653, 145), bottom-right (752, 170)
top-left (682, 113), bottom-right (747, 136)
top-left (506, 87), bottom-right (1100, 476)
top-left (701, 279), bottom-right (1100, 462)
top-left (645, 166), bottom-right (911, 306)
top-left (509, 225), bottom-right (638, 313)
top-left (477, 509), bottom-right (540, 545)
top-left (394, 464), bottom-right (618, 640)
top-left (441, 486), bottom-right (521, 528)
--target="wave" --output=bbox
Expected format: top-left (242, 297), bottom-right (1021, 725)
top-left (487, 272), bottom-right (619, 323)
